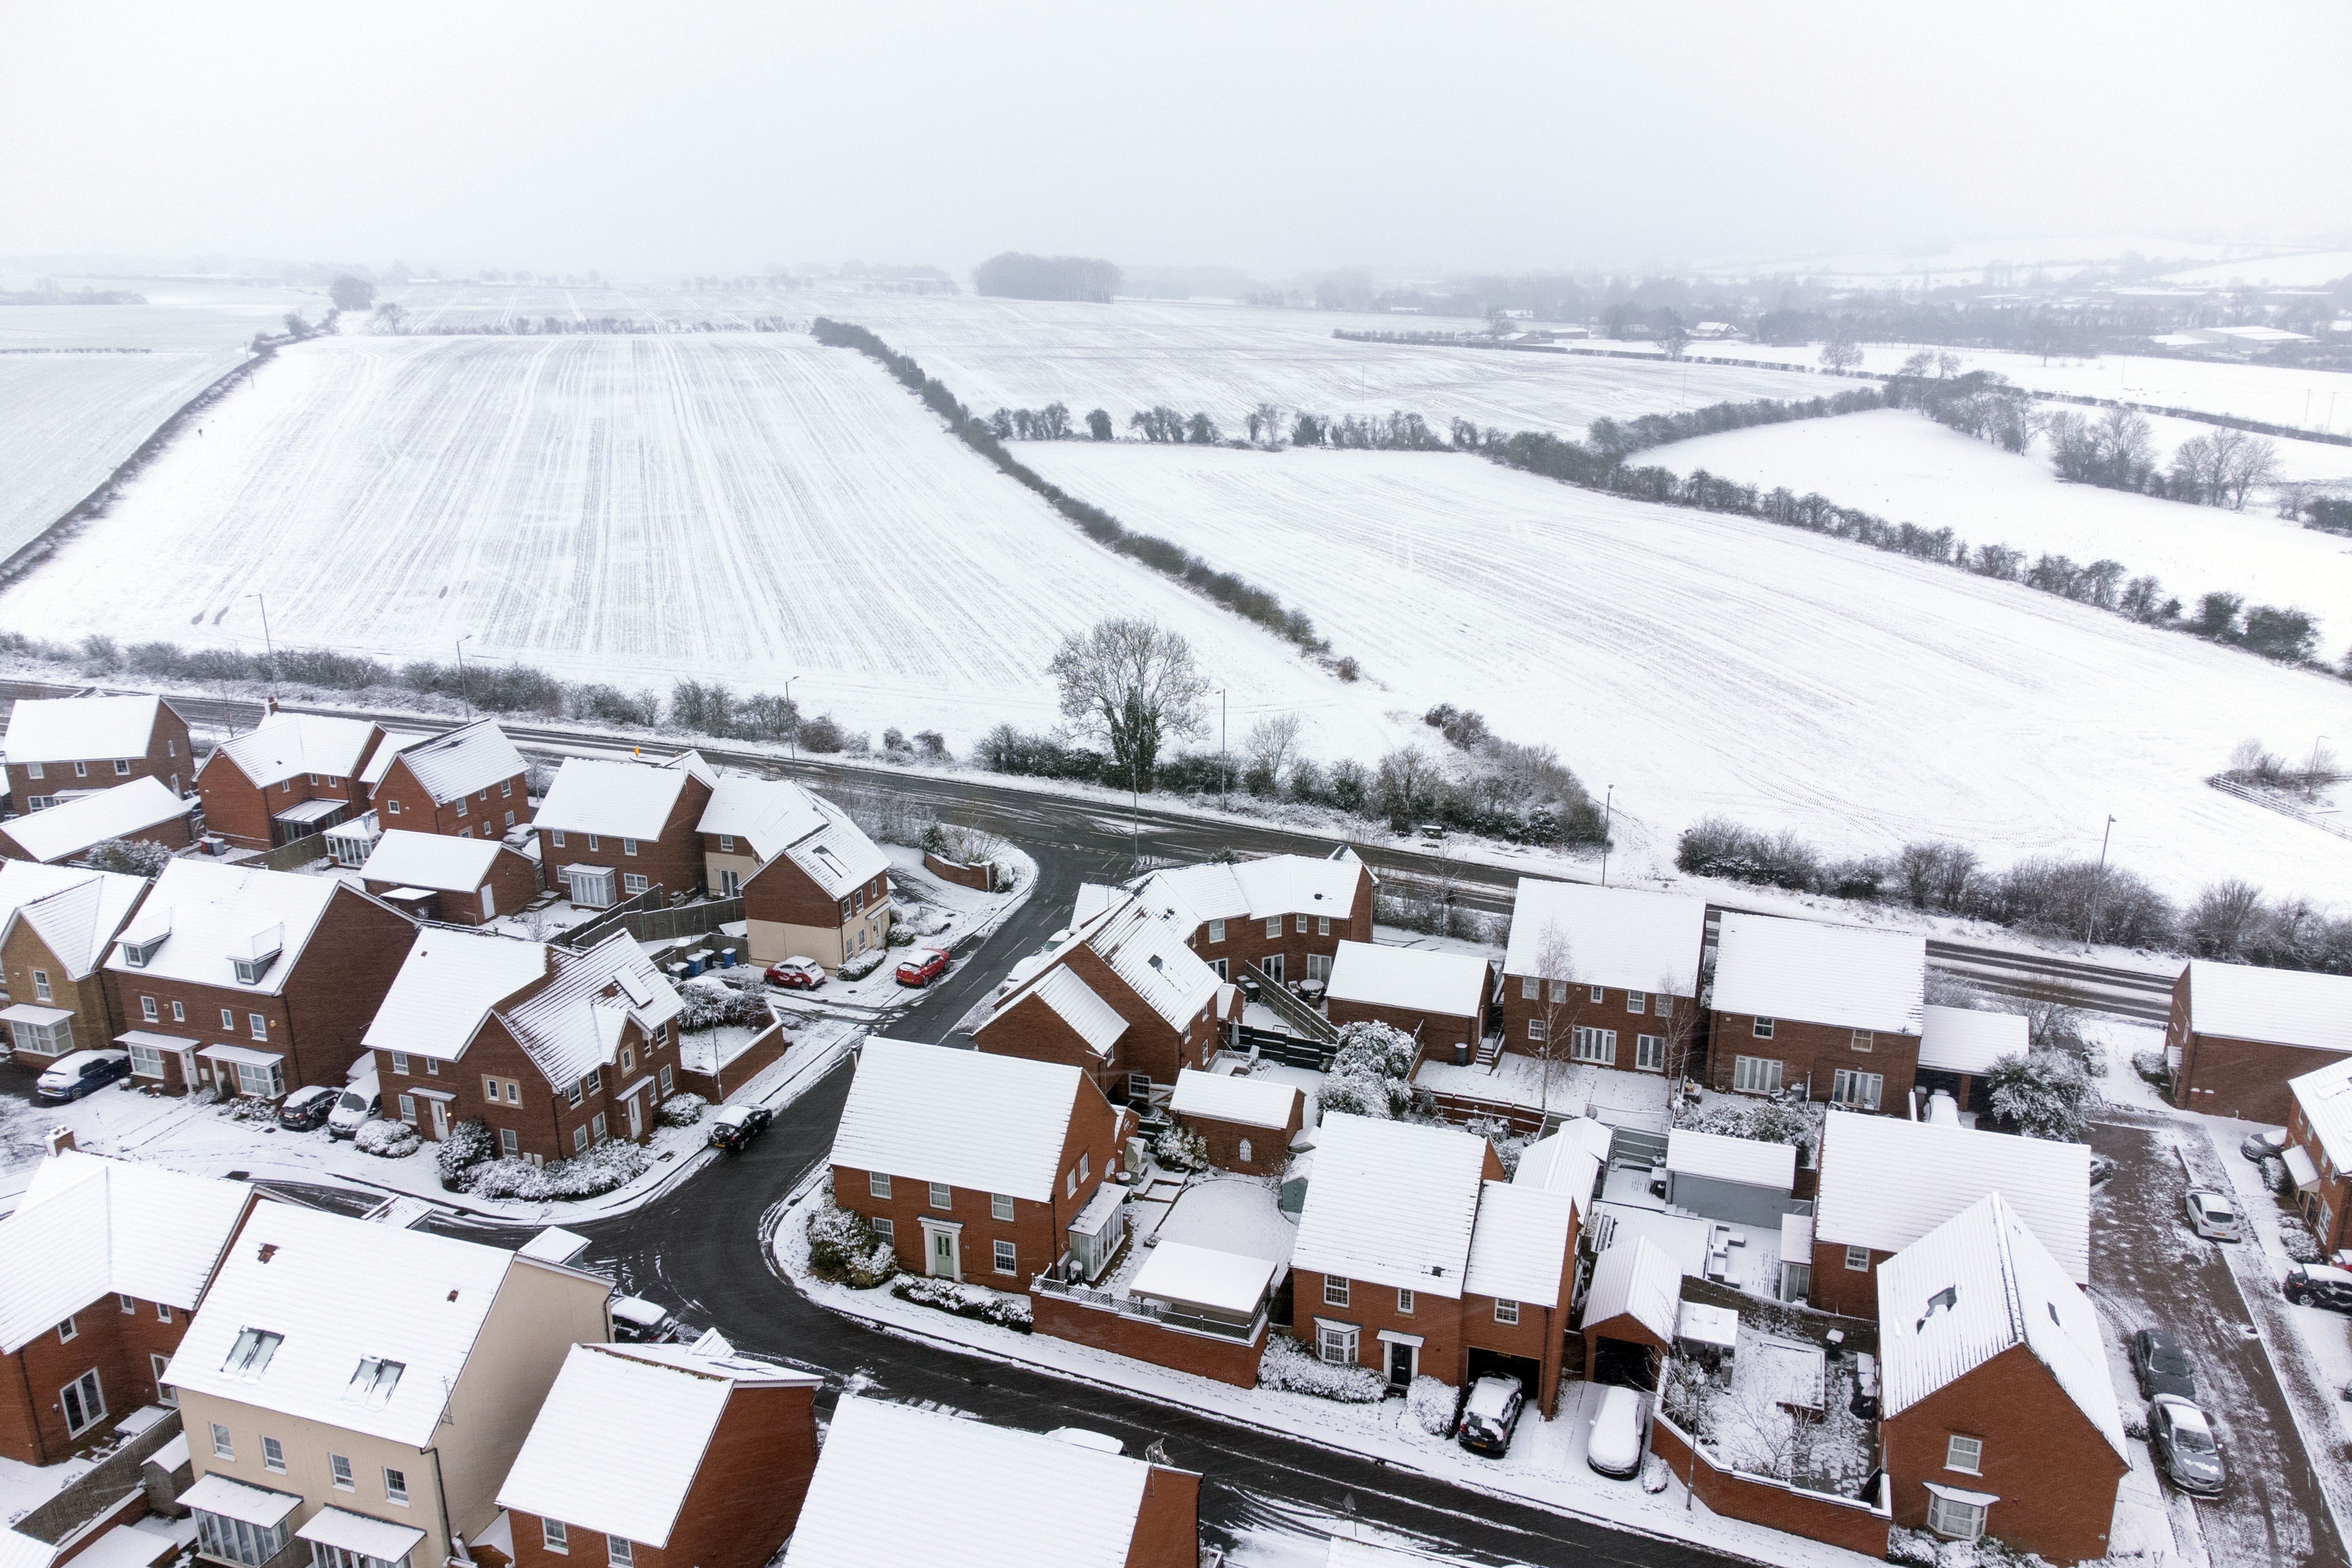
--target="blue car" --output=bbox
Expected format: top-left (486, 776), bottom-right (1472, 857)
top-left (34, 1049), bottom-right (132, 1103)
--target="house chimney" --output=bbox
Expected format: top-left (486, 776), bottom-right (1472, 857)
top-left (265, 695), bottom-right (280, 715)
top-left (44, 1126), bottom-right (75, 1157)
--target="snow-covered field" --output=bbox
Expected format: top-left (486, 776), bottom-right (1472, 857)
top-left (1019, 440), bottom-right (2352, 904)
top-left (2158, 249), bottom-right (2352, 289)
top-left (0, 331), bottom-right (1389, 755)
top-left (1652, 407), bottom-right (2352, 622)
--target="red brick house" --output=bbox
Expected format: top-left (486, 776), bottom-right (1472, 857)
top-left (3, 694), bottom-right (195, 810)
top-left (368, 719), bottom-right (532, 840)
top-left (1876, 1193), bottom-right (2127, 1563)
top-left (0, 1148), bottom-right (255, 1465)
top-left (1498, 880), bottom-right (1708, 1074)
top-left (1322, 941), bottom-right (1492, 1059)
top-left (697, 776), bottom-right (891, 970)
top-left (534, 753), bottom-right (715, 909)
top-left (2166, 959), bottom-right (2352, 1125)
top-left (1709, 912), bottom-right (1925, 1112)
top-left (195, 710), bottom-right (391, 850)
top-left (783, 1396), bottom-right (1200, 1568)
top-left (103, 860), bottom-right (418, 1098)
top-left (1168, 1066), bottom-right (1301, 1174)
top-left (358, 829), bottom-right (539, 925)
top-left (0, 778), bottom-right (196, 865)
top-left (363, 927), bottom-right (686, 1158)
top-left (0, 862), bottom-right (147, 1067)
top-left (1135, 847), bottom-right (1375, 987)
top-left (830, 1037), bottom-right (1129, 1287)
top-left (976, 894), bottom-right (1235, 1101)
top-left (499, 1341), bottom-right (821, 1568)
top-left (2284, 1055), bottom-right (2352, 1255)
top-left (1808, 1110), bottom-right (2089, 1318)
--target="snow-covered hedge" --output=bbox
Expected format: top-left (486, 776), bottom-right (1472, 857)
top-left (436, 1118), bottom-right (496, 1188)
top-left (221, 1096), bottom-right (278, 1124)
top-left (839, 948), bottom-right (889, 980)
top-left (468, 1140), bottom-right (648, 1201)
top-left (1151, 1123), bottom-right (1208, 1172)
top-left (656, 1093), bottom-right (708, 1128)
top-left (806, 1203), bottom-right (898, 1288)
top-left (1257, 1333), bottom-right (1385, 1402)
top-left (1406, 1375), bottom-right (1458, 1435)
top-left (2281, 1214), bottom-right (2325, 1264)
top-left (890, 1275), bottom-right (1031, 1333)
top-left (1887, 1526), bottom-right (2043, 1568)
top-left (355, 1119), bottom-right (421, 1158)
top-left (677, 983), bottom-right (772, 1032)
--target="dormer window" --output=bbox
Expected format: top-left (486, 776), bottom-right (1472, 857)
top-left (233, 955), bottom-right (276, 985)
top-left (121, 935), bottom-right (165, 968)
top-left (348, 1356), bottom-right (405, 1406)
top-left (223, 1327), bottom-right (283, 1378)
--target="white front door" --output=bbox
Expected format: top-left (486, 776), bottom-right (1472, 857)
top-left (927, 1225), bottom-right (960, 1280)
top-left (627, 1094), bottom-right (643, 1139)
top-left (480, 884), bottom-right (496, 919)
top-left (430, 1100), bottom-right (449, 1140)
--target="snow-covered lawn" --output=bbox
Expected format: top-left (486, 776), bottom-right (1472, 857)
top-left (1652, 407), bottom-right (2352, 618)
top-left (1021, 439), bottom-right (2352, 906)
top-left (1415, 1056), bottom-right (1669, 1130)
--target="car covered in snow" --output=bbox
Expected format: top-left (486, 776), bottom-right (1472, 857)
top-left (33, 1049), bottom-right (130, 1104)
top-left (895, 948), bottom-right (950, 987)
top-left (2130, 1328), bottom-right (2197, 1400)
top-left (2241, 1128), bottom-right (2288, 1163)
top-left (2089, 1154), bottom-right (2117, 1187)
top-left (707, 1103), bottom-right (771, 1151)
top-left (327, 1071), bottom-right (383, 1139)
top-left (1456, 1374), bottom-right (1525, 1457)
top-left (2149, 1396), bottom-right (2225, 1496)
top-left (610, 1296), bottom-right (683, 1344)
top-left (1585, 1385), bottom-right (1648, 1479)
top-left (764, 957), bottom-right (825, 990)
top-left (2183, 1188), bottom-right (2241, 1242)
top-left (276, 1084), bottom-right (340, 1132)
top-left (2284, 1263), bottom-right (2352, 1313)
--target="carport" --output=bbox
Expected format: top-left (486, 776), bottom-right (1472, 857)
top-left (1915, 1004), bottom-right (2026, 1118)
top-left (1578, 1234), bottom-right (1681, 1391)
top-left (1465, 1345), bottom-right (1543, 1398)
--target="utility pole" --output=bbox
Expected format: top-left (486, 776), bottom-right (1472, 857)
top-left (1601, 785), bottom-right (1615, 886)
top-left (2308, 735), bottom-right (2331, 803)
top-left (249, 594), bottom-right (277, 702)
top-left (455, 634), bottom-right (473, 716)
top-left (1130, 756), bottom-right (1141, 871)
top-left (1217, 689), bottom-right (1227, 812)
top-left (2084, 815), bottom-right (2116, 946)
top-left (784, 676), bottom-right (798, 763)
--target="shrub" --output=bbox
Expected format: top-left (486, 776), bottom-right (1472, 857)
top-left (891, 1275), bottom-right (1032, 1332)
top-left (469, 1140), bottom-right (648, 1201)
top-left (2281, 1214), bottom-right (2324, 1264)
top-left (2131, 1049), bottom-right (2171, 1089)
top-left (676, 983), bottom-right (772, 1032)
top-left (354, 1119), bottom-right (420, 1158)
top-left (436, 1118), bottom-right (496, 1188)
top-left (1406, 1375), bottom-right (1458, 1435)
top-left (1259, 1334), bottom-right (1385, 1402)
top-left (1152, 1123), bottom-right (1209, 1171)
top-left (839, 948), bottom-right (888, 980)
top-left (799, 714), bottom-right (846, 753)
top-left (81, 837), bottom-right (177, 877)
top-left (1985, 1049), bottom-right (2097, 1142)
top-left (806, 1202), bottom-right (898, 1287)
top-left (656, 1093), bottom-right (707, 1128)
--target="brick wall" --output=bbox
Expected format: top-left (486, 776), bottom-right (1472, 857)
top-left (0, 1292), bottom-right (193, 1464)
top-left (6, 705), bottom-right (194, 807)
top-left (1462, 1293), bottom-right (1569, 1416)
top-left (1708, 1011), bottom-right (1918, 1112)
top-left (273, 889), bottom-right (418, 1091)
top-left (2288, 1100), bottom-right (2352, 1253)
top-left (539, 778), bottom-right (710, 907)
top-left (975, 945), bottom-right (1215, 1097)
top-left (1326, 997), bottom-right (1482, 1056)
top-left (1289, 1268), bottom-right (1466, 1387)
top-left (1028, 1293), bottom-right (1263, 1387)
top-left (1807, 1237), bottom-right (1893, 1319)
top-left (1126, 1465), bottom-right (1203, 1568)
top-left (1185, 904), bottom-right (1360, 987)
top-left (1649, 1414), bottom-right (1891, 1557)
top-left (1499, 977), bottom-right (1697, 1072)
top-left (2172, 1020), bottom-right (2344, 1125)
top-left (675, 1019), bottom-right (788, 1104)
top-left (376, 1010), bottom-right (680, 1163)
top-left (1175, 1108), bottom-right (1295, 1175)
top-left (195, 737), bottom-right (379, 851)
top-left (2, 921), bottom-right (126, 1064)
top-left (373, 758), bottom-right (530, 838)
top-left (922, 852), bottom-right (990, 891)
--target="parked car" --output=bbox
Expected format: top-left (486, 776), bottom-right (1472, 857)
top-left (611, 1296), bottom-right (683, 1344)
top-left (2148, 1396), bottom-right (2225, 1496)
top-left (708, 1103), bottom-right (772, 1151)
top-left (327, 1071), bottom-right (383, 1139)
top-left (33, 1049), bottom-right (130, 1104)
top-left (2242, 1129), bottom-right (2288, 1163)
top-left (1585, 1385), bottom-right (1649, 1479)
top-left (276, 1084), bottom-right (339, 1132)
top-left (1457, 1374), bottom-right (1525, 1458)
top-left (2089, 1154), bottom-right (2118, 1187)
top-left (2130, 1329), bottom-right (2197, 1400)
top-left (2284, 1263), bottom-right (2352, 1313)
top-left (764, 957), bottom-right (825, 990)
top-left (2183, 1188), bottom-right (2242, 1242)
top-left (895, 948), bottom-right (950, 987)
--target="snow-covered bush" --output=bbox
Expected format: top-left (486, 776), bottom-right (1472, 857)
top-left (656, 1093), bottom-right (707, 1128)
top-left (2281, 1214), bottom-right (2325, 1264)
top-left (2122, 1403), bottom-right (2151, 1442)
top-left (468, 1140), bottom-right (647, 1201)
top-left (1318, 1021), bottom-right (1419, 1123)
top-left (82, 837), bottom-right (176, 877)
top-left (1257, 1333), bottom-right (1385, 1402)
top-left (806, 1202), bottom-right (898, 1288)
top-left (1406, 1375), bottom-right (1457, 1435)
top-left (220, 1096), bottom-right (279, 1124)
top-left (839, 948), bottom-right (888, 980)
top-left (1677, 1096), bottom-right (1821, 1155)
top-left (677, 983), bottom-right (772, 1032)
top-left (891, 1276), bottom-right (1031, 1332)
top-left (2131, 1048), bottom-right (2171, 1089)
top-left (2262, 1154), bottom-right (2295, 1198)
top-left (1888, 1527), bottom-right (2044, 1568)
top-left (1986, 1049), bottom-right (2097, 1142)
top-left (1464, 1116), bottom-right (1528, 1175)
top-left (354, 1119), bottom-right (421, 1158)
top-left (436, 1118), bottom-right (496, 1189)
top-left (1658, 1355), bottom-right (1715, 1436)
top-left (1151, 1123), bottom-right (1208, 1172)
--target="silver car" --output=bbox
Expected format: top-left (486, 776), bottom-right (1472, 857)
top-left (2184, 1188), bottom-right (2242, 1241)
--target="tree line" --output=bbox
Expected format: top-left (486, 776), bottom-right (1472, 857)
top-left (973, 253), bottom-right (1122, 302)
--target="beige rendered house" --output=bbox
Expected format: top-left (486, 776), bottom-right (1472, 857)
top-left (166, 1206), bottom-right (612, 1568)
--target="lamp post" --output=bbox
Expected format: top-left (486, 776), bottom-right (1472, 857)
top-left (784, 676), bottom-right (799, 763)
top-left (1601, 785), bottom-right (1615, 887)
top-left (1217, 688), bottom-right (1227, 811)
top-left (248, 594), bottom-right (277, 701)
top-left (2084, 814), bottom-right (2116, 946)
top-left (455, 634), bottom-right (474, 716)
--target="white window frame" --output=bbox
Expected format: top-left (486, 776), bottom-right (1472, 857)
top-left (390, 1051), bottom-right (410, 1075)
top-left (1520, 975), bottom-right (1539, 1000)
top-left (1945, 1435), bottom-right (1983, 1474)
top-left (622, 838), bottom-right (638, 856)
top-left (151, 1352), bottom-right (174, 1404)
top-left (549, 829), bottom-right (564, 847)
top-left (1752, 1016), bottom-right (1776, 1039)
top-left (1317, 915), bottom-right (1330, 936)
top-left (993, 1240), bottom-right (1017, 1275)
top-left (991, 1193), bottom-right (1014, 1221)
top-left (1635, 1034), bottom-right (1666, 1071)
top-left (1926, 1493), bottom-right (1986, 1542)
top-left (398, 1094), bottom-right (417, 1124)
top-left (31, 969), bottom-right (50, 1002)
top-left (1495, 1298), bottom-right (1520, 1325)
top-left (1570, 1025), bottom-right (1616, 1065)
top-left (383, 1467), bottom-right (408, 1504)
top-left (59, 1370), bottom-right (103, 1435)
top-left (248, 1012), bottom-right (269, 1041)
top-left (141, 995), bottom-right (159, 1022)
top-left (541, 1520), bottom-right (569, 1555)
top-left (622, 873), bottom-right (649, 896)
top-left (1208, 919), bottom-right (1225, 943)
top-left (1852, 1029), bottom-right (1874, 1051)
top-left (1396, 1288), bottom-right (1414, 1315)
top-left (1732, 1055), bottom-right (1782, 1095)
top-left (1265, 915), bottom-right (1280, 938)
top-left (330, 1453), bottom-right (355, 1490)
top-left (608, 1538), bottom-right (633, 1568)
top-left (1845, 1244), bottom-right (1872, 1272)
top-left (1323, 1276), bottom-right (1350, 1308)
top-left (263, 1436), bottom-right (285, 1473)
top-left (929, 1181), bottom-right (952, 1210)
top-left (1832, 1069), bottom-right (1884, 1111)
top-left (1317, 1323), bottom-right (1358, 1365)
top-left (871, 1217), bottom-right (893, 1245)
top-left (1626, 989), bottom-right (1646, 1013)
top-left (210, 1421), bottom-right (233, 1459)
top-left (1527, 1019), bottom-right (1546, 1042)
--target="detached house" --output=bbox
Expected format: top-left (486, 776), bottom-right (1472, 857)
top-left (0, 779), bottom-right (197, 865)
top-left (0, 1149), bottom-right (255, 1465)
top-left (196, 712), bottom-right (391, 850)
top-left (1808, 1110), bottom-right (2089, 1317)
top-left (166, 1205), bottom-right (613, 1568)
top-left (1876, 1193), bottom-right (2127, 1564)
top-left (1134, 847), bottom-right (1374, 986)
top-left (534, 754), bottom-right (715, 909)
top-left (367, 720), bottom-right (531, 840)
top-left (1322, 942), bottom-right (1492, 1058)
top-left (356, 831), bottom-right (538, 927)
top-left (2166, 959), bottom-right (2352, 1125)
top-left (3, 694), bottom-right (194, 809)
top-left (783, 1397), bottom-right (1200, 1568)
top-left (2283, 1055), bottom-right (2352, 1255)
top-left (103, 861), bottom-right (419, 1099)
top-left (696, 776), bottom-right (891, 969)
top-left (830, 1038), bottom-right (1128, 1287)
top-left (0, 861), bottom-right (147, 1066)
top-left (1709, 913), bottom-right (1926, 1111)
top-left (499, 1342), bottom-right (821, 1568)
top-left (1498, 880), bottom-right (1707, 1075)
top-left (363, 927), bottom-right (684, 1155)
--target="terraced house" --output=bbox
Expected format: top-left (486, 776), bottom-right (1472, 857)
top-left (195, 711), bottom-right (393, 850)
top-left (1497, 880), bottom-right (1707, 1075)
top-left (1709, 912), bottom-right (1926, 1111)
top-left (0, 860), bottom-right (147, 1067)
top-left (3, 693), bottom-right (195, 810)
top-left (1132, 848), bottom-right (1374, 988)
top-left (533, 753), bottom-right (715, 910)
top-left (695, 776), bottom-right (890, 969)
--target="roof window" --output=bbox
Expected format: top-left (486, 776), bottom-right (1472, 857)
top-left (223, 1327), bottom-right (283, 1379)
top-left (1917, 1285), bottom-right (1958, 1330)
top-left (347, 1356), bottom-right (406, 1406)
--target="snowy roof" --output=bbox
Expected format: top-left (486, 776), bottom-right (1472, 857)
top-left (1666, 1128), bottom-right (1797, 1191)
top-left (1086, 895), bottom-right (1221, 1033)
top-left (516, 1227), bottom-right (590, 1264)
top-left (498, 931), bottom-right (682, 1087)
top-left (1511, 1127), bottom-right (1606, 1214)
top-left (1918, 1005), bottom-right (2029, 1075)
top-left (0, 861), bottom-right (148, 979)
top-left (296, 1510), bottom-right (423, 1565)
top-left (359, 830), bottom-right (505, 894)
top-left (2187, 960), bottom-right (2352, 1054)
top-left (700, 777), bottom-right (890, 899)
top-left (1463, 1181), bottom-right (1577, 1308)
top-left (1128, 1240), bottom-right (1276, 1317)
top-left (833, 1038), bottom-right (1085, 1203)
top-left (1135, 850), bottom-right (1366, 933)
top-left (780, 812), bottom-right (890, 902)
top-left (1876, 1192), bottom-right (2124, 1460)
top-left (106, 859), bottom-right (374, 995)
top-left (165, 1203), bottom-right (521, 1447)
top-left (1, 694), bottom-right (174, 763)
top-left (498, 1343), bottom-right (817, 1547)
top-left (1500, 880), bottom-right (1707, 996)
top-left (363, 928), bottom-right (550, 1062)
top-left (1024, 967), bottom-right (1130, 1059)
top-left (1814, 1111), bottom-right (2090, 1283)
top-left (381, 720), bottom-right (526, 804)
top-left (0, 1151), bottom-right (251, 1354)
top-left (2289, 1057), bottom-right (2352, 1170)
top-left (357, 732), bottom-right (431, 788)
top-left (1582, 1234), bottom-right (1681, 1347)
top-left (532, 757), bottom-right (701, 839)
top-left (1070, 883), bottom-right (1123, 924)
top-left (1291, 1114), bottom-right (1490, 1299)
top-left (212, 712), bottom-right (381, 788)
top-left (1323, 941), bottom-right (1489, 1019)
top-left (787, 1397), bottom-right (1160, 1568)
top-left (0, 777), bottom-right (190, 863)
top-left (1170, 1068), bottom-right (1298, 1130)
top-left (1711, 912), bottom-right (1925, 1034)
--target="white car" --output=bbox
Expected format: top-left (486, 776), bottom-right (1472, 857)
top-left (1586, 1385), bottom-right (1649, 1478)
top-left (2184, 1188), bottom-right (2242, 1242)
top-left (327, 1071), bottom-right (382, 1139)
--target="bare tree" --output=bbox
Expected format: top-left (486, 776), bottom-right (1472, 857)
top-left (1253, 401), bottom-right (1282, 447)
top-left (1657, 959), bottom-right (1707, 1091)
top-left (1530, 923), bottom-right (1578, 1112)
top-left (1243, 712), bottom-right (1305, 791)
top-left (1047, 618), bottom-right (1210, 790)
top-left (2222, 433), bottom-right (2281, 510)
top-left (1817, 333), bottom-right (1862, 372)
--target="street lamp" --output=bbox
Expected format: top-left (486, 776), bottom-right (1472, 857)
top-left (1216, 688), bottom-right (1227, 812)
top-left (783, 676), bottom-right (799, 763)
top-left (2084, 814), bottom-right (2116, 946)
top-left (248, 594), bottom-right (277, 702)
top-left (455, 634), bottom-right (474, 716)
top-left (1601, 785), bottom-right (1615, 887)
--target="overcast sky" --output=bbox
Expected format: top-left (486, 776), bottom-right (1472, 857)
top-left (6, 0), bottom-right (2348, 280)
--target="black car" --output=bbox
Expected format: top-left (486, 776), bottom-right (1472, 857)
top-left (2130, 1328), bottom-right (2197, 1400)
top-left (276, 1084), bottom-right (339, 1132)
top-left (1456, 1375), bottom-right (1525, 1457)
top-left (708, 1104), bottom-right (771, 1151)
top-left (2149, 1396), bottom-right (2225, 1497)
top-left (2089, 1154), bottom-right (2118, 1187)
top-left (2284, 1263), bottom-right (2352, 1314)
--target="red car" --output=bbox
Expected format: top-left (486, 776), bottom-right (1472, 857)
top-left (895, 948), bottom-right (950, 987)
top-left (765, 957), bottom-right (826, 990)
